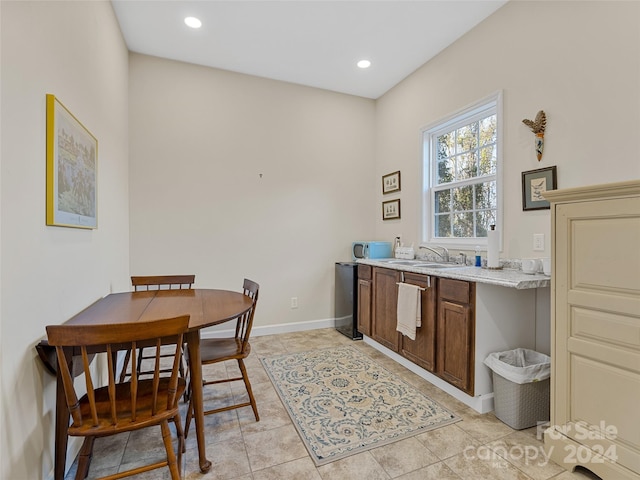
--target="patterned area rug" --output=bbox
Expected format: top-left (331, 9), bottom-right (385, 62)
top-left (261, 346), bottom-right (461, 466)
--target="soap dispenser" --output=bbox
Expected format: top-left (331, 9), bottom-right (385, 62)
top-left (394, 237), bottom-right (401, 258)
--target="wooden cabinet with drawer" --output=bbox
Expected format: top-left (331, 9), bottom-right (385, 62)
top-left (362, 262), bottom-right (542, 413)
top-left (365, 266), bottom-right (476, 395)
top-left (436, 278), bottom-right (475, 395)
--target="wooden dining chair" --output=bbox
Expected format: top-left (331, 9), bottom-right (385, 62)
top-left (46, 315), bottom-right (189, 480)
top-left (119, 274), bottom-right (195, 383)
top-left (185, 278), bottom-right (260, 436)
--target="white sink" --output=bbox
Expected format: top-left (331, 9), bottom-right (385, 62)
top-left (385, 260), bottom-right (422, 265)
top-left (415, 263), bottom-right (460, 268)
top-left (381, 260), bottom-right (461, 268)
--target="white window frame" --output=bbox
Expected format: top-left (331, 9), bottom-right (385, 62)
top-left (420, 91), bottom-right (503, 250)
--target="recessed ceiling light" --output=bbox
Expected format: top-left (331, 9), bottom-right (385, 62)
top-left (184, 16), bottom-right (202, 29)
top-left (357, 60), bottom-right (371, 69)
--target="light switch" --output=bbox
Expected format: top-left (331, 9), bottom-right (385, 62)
top-left (533, 234), bottom-right (545, 251)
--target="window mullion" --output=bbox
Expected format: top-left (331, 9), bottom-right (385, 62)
top-left (436, 174), bottom-right (495, 191)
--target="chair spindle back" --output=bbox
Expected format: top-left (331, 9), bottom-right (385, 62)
top-left (236, 278), bottom-right (259, 352)
top-left (46, 316), bottom-right (189, 431)
top-left (131, 274), bottom-right (195, 292)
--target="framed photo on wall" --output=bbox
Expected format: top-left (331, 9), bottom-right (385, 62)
top-left (382, 171), bottom-right (401, 194)
top-left (522, 166), bottom-right (557, 211)
top-left (382, 199), bottom-right (401, 220)
top-left (46, 94), bottom-right (98, 228)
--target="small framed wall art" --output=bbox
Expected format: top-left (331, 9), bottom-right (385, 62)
top-left (382, 199), bottom-right (401, 220)
top-left (382, 170), bottom-right (401, 194)
top-left (522, 165), bottom-right (557, 211)
top-left (46, 94), bottom-right (98, 228)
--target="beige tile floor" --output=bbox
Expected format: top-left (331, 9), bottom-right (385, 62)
top-left (65, 328), bottom-right (603, 480)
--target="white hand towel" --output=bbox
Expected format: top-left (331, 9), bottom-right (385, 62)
top-left (396, 283), bottom-right (422, 341)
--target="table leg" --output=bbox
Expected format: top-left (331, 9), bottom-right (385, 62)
top-left (54, 353), bottom-right (71, 480)
top-left (186, 330), bottom-right (211, 473)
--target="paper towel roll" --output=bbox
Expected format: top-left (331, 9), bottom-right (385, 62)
top-left (487, 225), bottom-right (500, 268)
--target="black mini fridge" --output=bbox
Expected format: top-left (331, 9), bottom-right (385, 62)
top-left (335, 262), bottom-right (362, 340)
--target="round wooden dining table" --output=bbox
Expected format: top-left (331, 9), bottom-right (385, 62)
top-left (38, 288), bottom-right (254, 479)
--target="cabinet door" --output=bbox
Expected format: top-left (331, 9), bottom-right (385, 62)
top-left (372, 267), bottom-right (401, 352)
top-left (357, 279), bottom-right (372, 336)
top-left (552, 195), bottom-right (640, 473)
top-left (400, 273), bottom-right (436, 372)
top-left (437, 278), bottom-right (475, 395)
top-left (357, 265), bottom-right (372, 335)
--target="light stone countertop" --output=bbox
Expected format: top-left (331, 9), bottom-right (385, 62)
top-left (356, 258), bottom-right (550, 290)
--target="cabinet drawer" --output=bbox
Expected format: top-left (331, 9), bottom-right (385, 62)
top-left (358, 264), bottom-right (372, 280)
top-left (439, 278), bottom-right (470, 304)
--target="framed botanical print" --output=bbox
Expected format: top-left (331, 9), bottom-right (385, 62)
top-left (382, 171), bottom-right (401, 194)
top-left (382, 199), bottom-right (401, 220)
top-left (522, 166), bottom-right (557, 211)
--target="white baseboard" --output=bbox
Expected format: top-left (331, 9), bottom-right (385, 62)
top-left (200, 317), bottom-right (336, 339)
top-left (45, 437), bottom-right (83, 480)
top-left (362, 336), bottom-right (494, 414)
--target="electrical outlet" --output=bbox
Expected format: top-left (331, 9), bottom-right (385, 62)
top-left (533, 233), bottom-right (545, 251)
top-left (290, 297), bottom-right (298, 309)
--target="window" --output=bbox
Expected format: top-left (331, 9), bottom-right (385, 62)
top-left (422, 92), bottom-right (502, 247)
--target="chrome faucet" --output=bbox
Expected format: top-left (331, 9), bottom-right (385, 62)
top-left (418, 245), bottom-right (450, 262)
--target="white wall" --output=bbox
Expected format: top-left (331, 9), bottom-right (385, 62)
top-left (374, 0), bottom-right (640, 260)
top-left (2, 1), bottom-right (638, 478)
top-left (128, 54), bottom-right (376, 332)
top-left (0, 2), bottom-right (129, 479)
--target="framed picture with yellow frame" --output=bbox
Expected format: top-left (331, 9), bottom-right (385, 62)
top-left (46, 94), bottom-right (98, 228)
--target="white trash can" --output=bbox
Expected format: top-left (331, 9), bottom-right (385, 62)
top-left (484, 348), bottom-right (550, 430)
